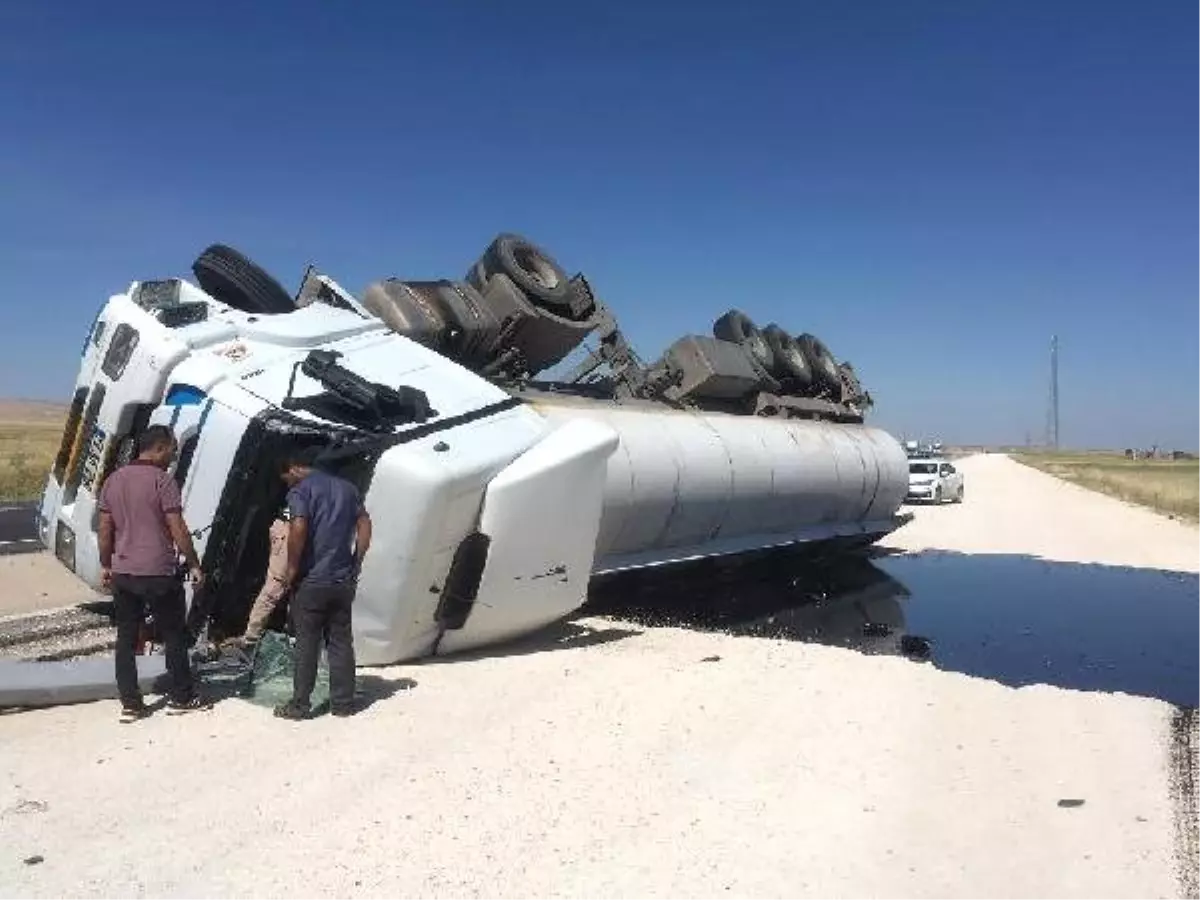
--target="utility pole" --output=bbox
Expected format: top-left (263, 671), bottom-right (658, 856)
top-left (1046, 334), bottom-right (1060, 450)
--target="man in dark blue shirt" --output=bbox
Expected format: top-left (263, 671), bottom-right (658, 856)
top-left (273, 452), bottom-right (372, 720)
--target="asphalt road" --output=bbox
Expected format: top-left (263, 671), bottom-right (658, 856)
top-left (0, 502), bottom-right (41, 555)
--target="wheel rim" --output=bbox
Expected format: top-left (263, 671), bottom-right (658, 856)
top-left (512, 244), bottom-right (561, 289)
top-left (746, 333), bottom-right (771, 367)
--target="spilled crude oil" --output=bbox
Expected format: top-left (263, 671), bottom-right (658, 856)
top-left (585, 548), bottom-right (1199, 708)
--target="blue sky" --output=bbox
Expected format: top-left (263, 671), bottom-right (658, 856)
top-left (1, 1), bottom-right (1194, 449)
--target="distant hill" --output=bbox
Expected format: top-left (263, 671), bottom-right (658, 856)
top-left (0, 399), bottom-right (68, 426)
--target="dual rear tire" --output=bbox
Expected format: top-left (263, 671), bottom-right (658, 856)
top-left (712, 310), bottom-right (843, 398)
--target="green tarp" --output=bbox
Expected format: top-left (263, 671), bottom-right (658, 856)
top-left (196, 632), bottom-right (329, 711)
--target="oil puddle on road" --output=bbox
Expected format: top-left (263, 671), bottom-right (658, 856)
top-left (586, 549), bottom-right (1199, 708)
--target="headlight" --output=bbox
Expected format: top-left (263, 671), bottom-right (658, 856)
top-left (54, 523), bottom-right (77, 571)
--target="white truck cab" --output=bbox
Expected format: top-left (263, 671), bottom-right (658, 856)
top-left (42, 278), bottom-right (621, 664)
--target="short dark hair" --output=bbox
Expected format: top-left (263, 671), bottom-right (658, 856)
top-left (279, 447), bottom-right (316, 472)
top-left (137, 425), bottom-right (175, 455)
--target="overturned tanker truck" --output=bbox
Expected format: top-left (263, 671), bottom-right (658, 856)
top-left (37, 233), bottom-right (910, 665)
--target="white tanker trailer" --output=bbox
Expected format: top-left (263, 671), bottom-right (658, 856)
top-left (37, 234), bottom-right (909, 665)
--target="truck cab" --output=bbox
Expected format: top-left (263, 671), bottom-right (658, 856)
top-left (40, 276), bottom-right (619, 664)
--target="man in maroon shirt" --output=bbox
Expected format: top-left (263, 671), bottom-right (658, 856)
top-left (98, 425), bottom-right (207, 721)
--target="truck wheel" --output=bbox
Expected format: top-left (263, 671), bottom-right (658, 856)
top-left (479, 273), bottom-right (601, 375)
top-left (762, 324), bottom-right (813, 387)
top-left (837, 361), bottom-right (868, 407)
top-left (360, 279), bottom-right (450, 350)
top-left (796, 333), bottom-right (841, 393)
top-left (469, 233), bottom-right (573, 312)
top-left (192, 245), bottom-right (295, 316)
top-left (934, 486), bottom-right (943, 504)
top-left (436, 280), bottom-right (502, 365)
top-left (954, 485), bottom-right (964, 503)
top-left (713, 309), bottom-right (774, 373)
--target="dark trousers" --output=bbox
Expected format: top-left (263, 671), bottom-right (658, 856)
top-left (113, 574), bottom-right (194, 705)
top-left (291, 581), bottom-right (357, 709)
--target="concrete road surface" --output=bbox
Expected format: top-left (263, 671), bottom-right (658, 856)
top-left (0, 454), bottom-right (1196, 899)
top-left (0, 502), bottom-right (100, 619)
top-left (0, 500), bottom-right (100, 619)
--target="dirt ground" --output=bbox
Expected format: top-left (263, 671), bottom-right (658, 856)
top-left (0, 554), bottom-right (100, 618)
top-left (0, 453), bottom-right (1196, 899)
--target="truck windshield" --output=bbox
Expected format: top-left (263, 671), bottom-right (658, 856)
top-left (909, 463), bottom-right (938, 475)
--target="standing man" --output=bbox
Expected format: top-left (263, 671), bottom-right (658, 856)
top-left (231, 506), bottom-right (292, 648)
top-left (273, 452), bottom-right (372, 720)
top-left (98, 425), bottom-right (207, 722)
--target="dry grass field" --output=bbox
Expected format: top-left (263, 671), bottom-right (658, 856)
top-left (1013, 450), bottom-right (1199, 521)
top-left (0, 401), bottom-right (66, 501)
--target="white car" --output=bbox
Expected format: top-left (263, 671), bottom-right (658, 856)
top-left (906, 458), bottom-right (964, 504)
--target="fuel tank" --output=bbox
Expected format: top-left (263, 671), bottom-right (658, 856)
top-left (532, 397), bottom-right (909, 572)
top-left (355, 392), bottom-right (908, 665)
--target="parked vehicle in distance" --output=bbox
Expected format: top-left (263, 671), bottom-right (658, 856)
top-left (906, 458), bottom-right (964, 504)
top-left (903, 438), bottom-right (942, 459)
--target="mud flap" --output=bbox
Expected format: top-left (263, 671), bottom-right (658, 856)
top-left (434, 418), bottom-right (620, 655)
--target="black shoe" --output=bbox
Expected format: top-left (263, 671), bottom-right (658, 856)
top-left (330, 703), bottom-right (356, 718)
top-left (119, 701), bottom-right (150, 723)
top-left (273, 700), bottom-right (311, 721)
top-left (166, 694), bottom-right (211, 715)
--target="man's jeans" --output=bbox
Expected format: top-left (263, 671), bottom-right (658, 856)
top-left (112, 574), bottom-right (194, 706)
top-left (291, 581), bottom-right (357, 710)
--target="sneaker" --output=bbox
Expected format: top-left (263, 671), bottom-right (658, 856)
top-left (166, 694), bottom-right (211, 715)
top-left (273, 700), bottom-right (311, 721)
top-left (119, 701), bottom-right (150, 724)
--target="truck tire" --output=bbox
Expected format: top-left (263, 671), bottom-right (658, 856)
top-left (744, 350), bottom-right (782, 396)
top-left (713, 309), bottom-right (774, 373)
top-left (466, 233), bottom-right (573, 312)
top-left (762, 324), bottom-right (813, 387)
top-left (436, 280), bottom-right (503, 365)
top-left (837, 361), bottom-right (868, 407)
top-left (192, 245), bottom-right (295, 316)
top-left (564, 273), bottom-right (597, 320)
top-left (361, 279), bottom-right (450, 350)
top-left (796, 333), bottom-right (841, 393)
top-left (481, 273), bottom-right (601, 376)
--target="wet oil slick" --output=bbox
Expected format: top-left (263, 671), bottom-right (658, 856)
top-left (588, 547), bottom-right (1198, 708)
top-left (878, 552), bottom-right (1198, 708)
